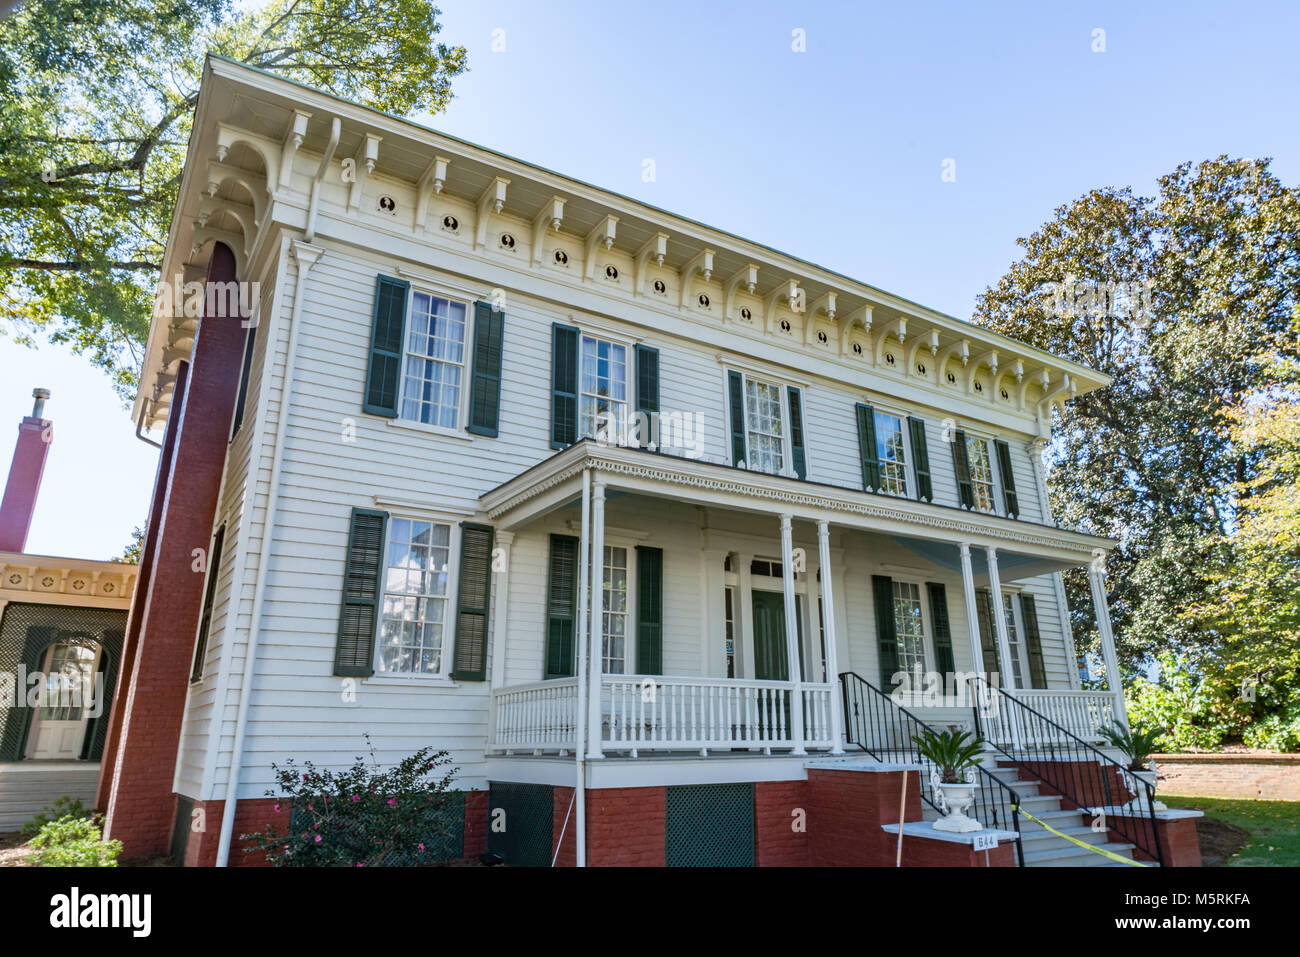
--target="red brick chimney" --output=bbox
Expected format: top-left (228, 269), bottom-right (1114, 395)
top-left (0, 387), bottom-right (53, 553)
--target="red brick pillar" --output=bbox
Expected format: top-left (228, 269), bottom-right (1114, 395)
top-left (94, 363), bottom-right (187, 811)
top-left (807, 766), bottom-right (925, 865)
top-left (102, 242), bottom-right (247, 857)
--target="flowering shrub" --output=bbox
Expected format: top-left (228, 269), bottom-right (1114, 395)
top-left (241, 736), bottom-right (460, 867)
top-left (31, 814), bottom-right (122, 867)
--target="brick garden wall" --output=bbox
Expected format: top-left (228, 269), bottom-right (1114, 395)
top-left (1155, 753), bottom-right (1300, 801)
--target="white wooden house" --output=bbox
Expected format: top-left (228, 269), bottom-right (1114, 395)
top-left (102, 57), bottom-right (1160, 868)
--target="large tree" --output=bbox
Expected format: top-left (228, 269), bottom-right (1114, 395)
top-left (0, 0), bottom-right (467, 400)
top-left (972, 158), bottom-right (1300, 678)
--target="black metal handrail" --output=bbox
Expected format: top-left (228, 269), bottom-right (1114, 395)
top-left (967, 675), bottom-right (1163, 866)
top-left (839, 671), bottom-right (1025, 866)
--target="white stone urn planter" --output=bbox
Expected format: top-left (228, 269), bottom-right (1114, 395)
top-left (1122, 764), bottom-right (1167, 813)
top-left (932, 773), bottom-right (983, 833)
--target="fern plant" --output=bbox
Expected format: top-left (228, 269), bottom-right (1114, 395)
top-left (1099, 723), bottom-right (1165, 771)
top-left (912, 728), bottom-right (985, 784)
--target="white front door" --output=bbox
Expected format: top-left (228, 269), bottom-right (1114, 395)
top-left (25, 639), bottom-right (101, 760)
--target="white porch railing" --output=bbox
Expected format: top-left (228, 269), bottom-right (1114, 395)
top-left (491, 675), bottom-right (837, 754)
top-left (491, 678), bottom-right (578, 751)
top-left (1012, 689), bottom-right (1119, 743)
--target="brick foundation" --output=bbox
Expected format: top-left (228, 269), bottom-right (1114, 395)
top-left (552, 786), bottom-right (577, 867)
top-left (586, 786), bottom-right (666, 867)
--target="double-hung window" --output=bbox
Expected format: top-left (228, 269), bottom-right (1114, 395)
top-left (892, 580), bottom-right (927, 673)
top-left (745, 378), bottom-right (785, 474)
top-left (601, 545), bottom-right (630, 674)
top-left (874, 411), bottom-right (909, 495)
top-left (378, 517), bottom-right (454, 675)
top-left (966, 435), bottom-right (997, 513)
top-left (1003, 594), bottom-right (1025, 688)
top-left (400, 292), bottom-right (468, 428)
top-left (579, 334), bottom-right (629, 440)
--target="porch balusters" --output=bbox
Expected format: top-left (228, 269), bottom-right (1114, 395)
top-left (778, 514), bottom-right (807, 755)
top-left (816, 520), bottom-right (845, 753)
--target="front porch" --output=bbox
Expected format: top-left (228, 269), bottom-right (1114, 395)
top-left (480, 441), bottom-right (1129, 763)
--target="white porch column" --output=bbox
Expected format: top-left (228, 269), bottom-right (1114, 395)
top-left (816, 521), bottom-right (844, 754)
top-left (485, 530), bottom-right (515, 749)
top-left (1031, 437), bottom-right (1082, 689)
top-left (779, 513), bottom-right (807, 755)
top-left (958, 543), bottom-right (983, 679)
top-left (985, 546), bottom-right (1017, 694)
top-left (586, 479), bottom-right (606, 759)
top-left (1088, 550), bottom-right (1127, 723)
top-left (573, 472), bottom-right (590, 867)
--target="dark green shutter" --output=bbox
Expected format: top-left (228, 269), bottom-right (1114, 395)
top-left (788, 387), bottom-right (807, 479)
top-left (909, 416), bottom-right (932, 502)
top-left (191, 525), bottom-right (225, 682)
top-left (974, 588), bottom-right (1001, 682)
top-left (634, 344), bottom-right (660, 450)
top-left (952, 429), bottom-right (975, 509)
top-left (856, 404), bottom-right (880, 492)
top-left (551, 324), bottom-right (579, 449)
top-left (467, 301), bottom-right (505, 437)
top-left (871, 575), bottom-right (899, 689)
top-left (635, 546), bottom-right (663, 674)
top-left (994, 439), bottom-right (1019, 518)
top-left (926, 582), bottom-right (955, 678)
top-left (544, 534), bottom-right (579, 678)
top-left (334, 508), bottom-right (388, 677)
top-left (1020, 593), bottom-right (1047, 689)
top-left (364, 275), bottom-right (410, 417)
top-left (727, 370), bottom-right (747, 466)
top-left (230, 323), bottom-right (256, 438)
top-left (451, 523), bottom-right (494, 680)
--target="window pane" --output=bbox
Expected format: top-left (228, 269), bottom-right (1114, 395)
top-left (580, 335), bottom-right (628, 440)
top-left (743, 378), bottom-right (785, 474)
top-left (399, 293), bottom-right (466, 427)
top-left (892, 581), bottom-right (927, 675)
top-left (602, 546), bottom-right (629, 674)
top-left (967, 437), bottom-right (996, 512)
top-left (874, 411), bottom-right (908, 495)
top-left (378, 518), bottom-right (452, 674)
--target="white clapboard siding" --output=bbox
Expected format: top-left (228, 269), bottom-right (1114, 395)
top-left (173, 233), bottom-right (1087, 800)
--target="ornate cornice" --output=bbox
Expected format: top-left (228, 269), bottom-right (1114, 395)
top-left (482, 445), bottom-right (1113, 560)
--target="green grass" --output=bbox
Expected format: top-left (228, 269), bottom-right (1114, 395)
top-left (1163, 796), bottom-right (1300, 867)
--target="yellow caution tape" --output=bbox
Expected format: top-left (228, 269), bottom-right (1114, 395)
top-left (1014, 805), bottom-right (1151, 867)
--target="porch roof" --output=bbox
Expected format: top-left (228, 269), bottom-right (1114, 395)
top-left (479, 440), bottom-right (1114, 571)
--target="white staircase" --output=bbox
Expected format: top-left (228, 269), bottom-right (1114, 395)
top-left (919, 763), bottom-right (1143, 867)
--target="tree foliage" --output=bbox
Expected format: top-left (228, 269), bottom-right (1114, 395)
top-left (972, 158), bottom-right (1300, 681)
top-left (1, 0), bottom-right (467, 401)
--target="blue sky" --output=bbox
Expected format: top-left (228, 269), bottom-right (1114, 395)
top-left (2, 0), bottom-right (1298, 559)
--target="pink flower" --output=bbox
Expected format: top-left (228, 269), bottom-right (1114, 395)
top-left (417, 843), bottom-right (426, 853)
top-left (356, 862), bottom-right (365, 867)
top-left (273, 803), bottom-right (281, 813)
top-left (387, 798), bottom-right (396, 807)
top-left (315, 835), bottom-right (322, 844)
top-left (302, 774), bottom-right (309, 782)
top-left (307, 803), bottom-right (313, 811)
top-left (352, 795), bottom-right (360, 802)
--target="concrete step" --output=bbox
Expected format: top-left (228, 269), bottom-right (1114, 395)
top-left (1024, 842), bottom-right (1137, 867)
